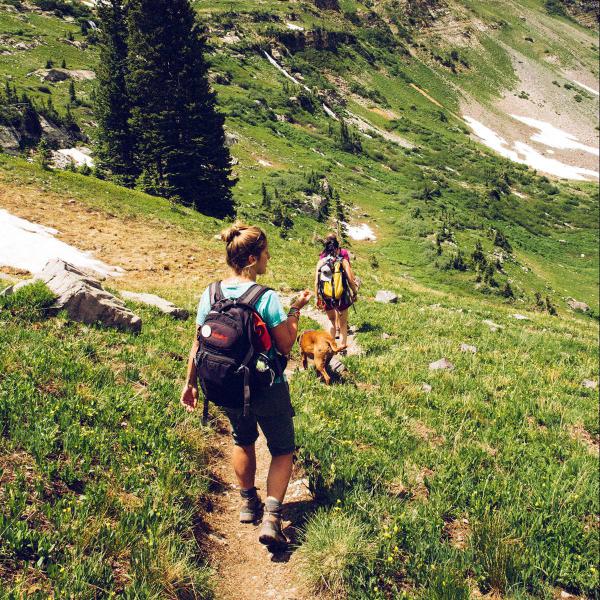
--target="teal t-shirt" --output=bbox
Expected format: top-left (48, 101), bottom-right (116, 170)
top-left (196, 281), bottom-right (288, 383)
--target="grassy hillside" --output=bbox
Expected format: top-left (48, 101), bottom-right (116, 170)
top-left (0, 0), bottom-right (598, 598)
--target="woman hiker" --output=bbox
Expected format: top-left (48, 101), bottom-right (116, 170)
top-left (315, 233), bottom-right (359, 348)
top-left (180, 222), bottom-right (311, 548)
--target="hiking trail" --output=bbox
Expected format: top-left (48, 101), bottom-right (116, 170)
top-left (204, 298), bottom-right (362, 600)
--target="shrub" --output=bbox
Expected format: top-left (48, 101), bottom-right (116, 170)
top-left (471, 511), bottom-right (522, 594)
top-left (297, 509), bottom-right (374, 597)
top-left (0, 281), bottom-right (56, 321)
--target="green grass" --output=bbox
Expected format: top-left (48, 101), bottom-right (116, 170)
top-left (0, 284), bottom-right (214, 598)
top-left (0, 0), bottom-right (598, 597)
top-left (292, 291), bottom-right (598, 598)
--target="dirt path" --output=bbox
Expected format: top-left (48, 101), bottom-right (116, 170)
top-left (204, 299), bottom-right (362, 600)
top-left (205, 427), bottom-right (314, 600)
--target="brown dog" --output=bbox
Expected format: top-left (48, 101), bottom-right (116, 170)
top-left (298, 330), bottom-right (347, 385)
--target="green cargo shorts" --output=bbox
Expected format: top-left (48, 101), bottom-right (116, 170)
top-left (223, 382), bottom-right (295, 457)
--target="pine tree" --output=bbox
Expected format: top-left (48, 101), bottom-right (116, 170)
top-left (261, 182), bottom-right (271, 209)
top-left (126, 0), bottom-right (234, 216)
top-left (37, 139), bottom-right (52, 170)
top-left (68, 80), bottom-right (77, 105)
top-left (94, 0), bottom-right (137, 186)
top-left (334, 191), bottom-right (349, 244)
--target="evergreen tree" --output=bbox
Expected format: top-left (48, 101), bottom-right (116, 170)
top-left (37, 139), bottom-right (52, 170)
top-left (68, 80), bottom-right (77, 105)
top-left (126, 0), bottom-right (234, 216)
top-left (261, 182), bottom-right (271, 209)
top-left (334, 191), bottom-right (349, 244)
top-left (94, 0), bottom-right (137, 186)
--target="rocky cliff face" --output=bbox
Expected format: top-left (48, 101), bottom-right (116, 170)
top-left (0, 104), bottom-right (86, 154)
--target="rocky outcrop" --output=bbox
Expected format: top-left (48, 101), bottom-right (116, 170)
top-left (567, 298), bottom-right (590, 312)
top-left (120, 291), bottom-right (189, 320)
top-left (0, 107), bottom-right (86, 154)
top-left (2, 260), bottom-right (141, 332)
top-left (314, 0), bottom-right (340, 10)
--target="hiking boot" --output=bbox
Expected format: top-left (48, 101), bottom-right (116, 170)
top-left (258, 516), bottom-right (288, 549)
top-left (239, 488), bottom-right (262, 523)
top-left (259, 496), bottom-right (288, 549)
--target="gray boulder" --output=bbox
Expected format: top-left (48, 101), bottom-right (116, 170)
top-left (582, 379), bottom-right (598, 390)
top-left (568, 298), bottom-right (590, 312)
top-left (429, 358), bottom-right (454, 371)
top-left (375, 290), bottom-right (398, 304)
top-left (3, 260), bottom-right (141, 332)
top-left (41, 68), bottom-right (70, 82)
top-left (121, 291), bottom-right (189, 320)
top-left (460, 343), bottom-right (477, 354)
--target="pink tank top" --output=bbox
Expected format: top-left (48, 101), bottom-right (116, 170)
top-left (319, 248), bottom-right (350, 261)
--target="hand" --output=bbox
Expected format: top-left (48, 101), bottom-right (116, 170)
top-left (180, 385), bottom-right (198, 412)
top-left (292, 289), bottom-right (311, 310)
top-left (316, 297), bottom-right (325, 310)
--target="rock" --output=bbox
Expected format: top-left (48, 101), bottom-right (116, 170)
top-left (120, 291), bottom-right (189, 320)
top-left (512, 313), bottom-right (528, 320)
top-left (224, 131), bottom-right (239, 147)
top-left (375, 290), bottom-right (398, 304)
top-left (41, 68), bottom-right (70, 82)
top-left (483, 319), bottom-right (503, 332)
top-left (0, 279), bottom-right (37, 296)
top-left (582, 379), bottom-right (598, 390)
top-left (567, 298), bottom-right (590, 312)
top-left (460, 343), bottom-right (477, 354)
top-left (221, 32), bottom-right (241, 44)
top-left (10, 260), bottom-right (141, 332)
top-left (422, 383), bottom-right (432, 393)
top-left (429, 358), bottom-right (454, 371)
top-left (0, 124), bottom-right (21, 153)
top-left (381, 332), bottom-right (392, 339)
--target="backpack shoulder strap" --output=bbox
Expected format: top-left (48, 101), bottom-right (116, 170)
top-left (237, 283), bottom-right (271, 308)
top-left (209, 281), bottom-right (224, 306)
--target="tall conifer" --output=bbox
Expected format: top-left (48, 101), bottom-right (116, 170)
top-left (94, 0), bottom-right (137, 186)
top-left (126, 0), bottom-right (234, 216)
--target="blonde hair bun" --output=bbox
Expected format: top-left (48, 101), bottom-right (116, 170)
top-left (221, 222), bottom-right (247, 245)
top-left (219, 222), bottom-right (268, 273)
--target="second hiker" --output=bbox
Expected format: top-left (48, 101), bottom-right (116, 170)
top-left (315, 233), bottom-right (359, 348)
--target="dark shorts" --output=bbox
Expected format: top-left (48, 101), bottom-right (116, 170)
top-left (223, 382), bottom-right (295, 457)
top-left (323, 296), bottom-right (352, 312)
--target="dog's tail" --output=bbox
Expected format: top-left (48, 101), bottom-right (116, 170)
top-left (327, 339), bottom-right (347, 354)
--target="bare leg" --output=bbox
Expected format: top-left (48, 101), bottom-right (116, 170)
top-left (325, 309), bottom-right (336, 339)
top-left (232, 444), bottom-right (256, 490)
top-left (266, 453), bottom-right (293, 502)
top-left (338, 309), bottom-right (349, 347)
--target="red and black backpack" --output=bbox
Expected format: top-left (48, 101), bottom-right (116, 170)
top-left (195, 282), bottom-right (283, 422)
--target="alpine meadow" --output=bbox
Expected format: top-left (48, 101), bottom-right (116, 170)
top-left (0, 0), bottom-right (598, 599)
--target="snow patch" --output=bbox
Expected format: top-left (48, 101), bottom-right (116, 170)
top-left (342, 222), bottom-right (376, 241)
top-left (572, 80), bottom-right (599, 96)
top-left (0, 209), bottom-right (123, 278)
top-left (463, 116), bottom-right (599, 181)
top-left (510, 115), bottom-right (599, 156)
top-left (286, 22), bottom-right (304, 31)
top-left (55, 147), bottom-right (94, 168)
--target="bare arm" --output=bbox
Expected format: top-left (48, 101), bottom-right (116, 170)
top-left (342, 259), bottom-right (358, 294)
top-left (180, 326), bottom-right (200, 412)
top-left (270, 290), bottom-right (312, 355)
top-left (314, 260), bottom-right (322, 298)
